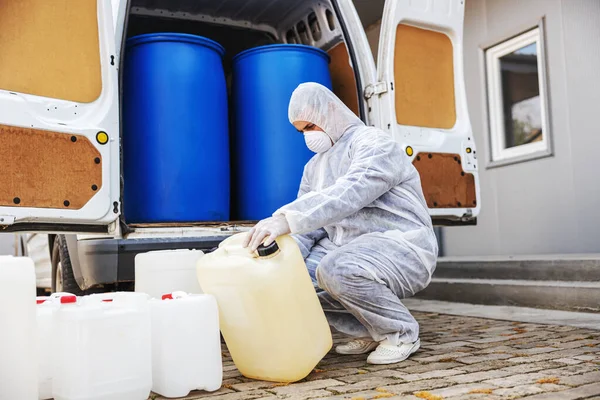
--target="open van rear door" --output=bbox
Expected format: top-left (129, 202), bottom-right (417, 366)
top-left (0, 0), bottom-right (124, 233)
top-left (374, 0), bottom-right (480, 224)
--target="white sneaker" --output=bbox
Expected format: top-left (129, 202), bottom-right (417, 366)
top-left (367, 338), bottom-right (420, 364)
top-left (335, 339), bottom-right (379, 355)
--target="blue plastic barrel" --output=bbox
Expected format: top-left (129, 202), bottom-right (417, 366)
top-left (231, 44), bottom-right (332, 220)
top-left (123, 33), bottom-right (230, 223)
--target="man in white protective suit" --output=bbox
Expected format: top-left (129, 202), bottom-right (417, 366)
top-left (243, 82), bottom-right (438, 365)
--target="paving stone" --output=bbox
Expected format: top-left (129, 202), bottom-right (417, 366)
top-left (223, 369), bottom-right (244, 379)
top-left (484, 371), bottom-right (559, 388)
top-left (574, 355), bottom-right (597, 361)
top-left (313, 389), bottom-right (418, 400)
top-left (270, 379), bottom-right (345, 395)
top-left (276, 389), bottom-right (338, 400)
top-left (426, 341), bottom-right (476, 350)
top-left (428, 383), bottom-right (500, 398)
top-left (379, 378), bottom-right (453, 395)
top-left (478, 345), bottom-right (515, 354)
top-left (467, 337), bottom-right (513, 344)
top-left (318, 355), bottom-right (367, 366)
top-left (542, 363), bottom-right (599, 377)
top-left (185, 390), bottom-right (271, 400)
top-left (336, 369), bottom-right (405, 383)
top-left (455, 353), bottom-right (513, 364)
top-left (363, 360), bottom-right (418, 372)
top-left (515, 346), bottom-right (560, 355)
top-left (316, 360), bottom-right (370, 370)
top-left (412, 352), bottom-right (473, 363)
top-left (454, 360), bottom-right (514, 373)
top-left (498, 361), bottom-right (564, 375)
top-left (396, 362), bottom-right (466, 374)
top-left (398, 368), bottom-right (466, 382)
top-left (493, 383), bottom-right (566, 397)
top-left (555, 358), bottom-right (585, 365)
top-left (304, 367), bottom-right (363, 381)
top-left (153, 387), bottom-right (235, 399)
top-left (324, 377), bottom-right (403, 394)
top-left (559, 340), bottom-right (600, 349)
top-left (446, 369), bottom-right (513, 384)
top-left (508, 348), bottom-right (590, 364)
top-left (423, 347), bottom-right (477, 356)
top-left (560, 371), bottom-right (600, 386)
top-left (523, 382), bottom-right (600, 399)
top-left (433, 335), bottom-right (478, 343)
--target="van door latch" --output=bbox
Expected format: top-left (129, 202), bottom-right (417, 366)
top-left (364, 82), bottom-right (388, 99)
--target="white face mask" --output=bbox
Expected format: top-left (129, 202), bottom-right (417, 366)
top-left (304, 130), bottom-right (332, 153)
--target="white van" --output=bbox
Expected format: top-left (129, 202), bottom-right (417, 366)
top-left (0, 0), bottom-right (480, 294)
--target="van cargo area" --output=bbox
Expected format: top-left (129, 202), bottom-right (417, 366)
top-left (54, 0), bottom-right (366, 294)
top-left (121, 0), bottom-right (362, 228)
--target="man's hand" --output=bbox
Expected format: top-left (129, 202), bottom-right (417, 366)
top-left (243, 214), bottom-right (291, 252)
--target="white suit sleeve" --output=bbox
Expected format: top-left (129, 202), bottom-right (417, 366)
top-left (276, 130), bottom-right (406, 235)
top-left (289, 164), bottom-right (328, 258)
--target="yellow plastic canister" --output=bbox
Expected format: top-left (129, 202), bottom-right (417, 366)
top-left (196, 233), bottom-right (332, 382)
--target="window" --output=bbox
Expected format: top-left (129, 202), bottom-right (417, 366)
top-left (485, 26), bottom-right (550, 164)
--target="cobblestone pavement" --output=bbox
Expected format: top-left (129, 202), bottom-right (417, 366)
top-left (151, 312), bottom-right (600, 400)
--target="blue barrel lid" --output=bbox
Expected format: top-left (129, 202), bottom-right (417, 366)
top-left (127, 33), bottom-right (225, 57)
top-left (233, 44), bottom-right (330, 64)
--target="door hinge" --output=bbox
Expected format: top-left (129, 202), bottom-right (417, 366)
top-left (461, 209), bottom-right (474, 221)
top-left (0, 216), bottom-right (16, 226)
top-left (364, 82), bottom-right (388, 99)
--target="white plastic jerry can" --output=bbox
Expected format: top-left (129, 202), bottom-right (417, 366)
top-left (37, 292), bottom-right (76, 400)
top-left (135, 249), bottom-right (204, 298)
top-left (52, 292), bottom-right (152, 400)
top-left (0, 256), bottom-right (38, 400)
top-left (150, 291), bottom-right (222, 398)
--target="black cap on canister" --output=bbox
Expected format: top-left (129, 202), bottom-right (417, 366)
top-left (257, 242), bottom-right (279, 257)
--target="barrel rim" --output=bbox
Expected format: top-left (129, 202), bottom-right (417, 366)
top-left (233, 44), bottom-right (330, 64)
top-left (127, 33), bottom-right (225, 57)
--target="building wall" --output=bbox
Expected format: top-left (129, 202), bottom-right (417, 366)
top-left (443, 0), bottom-right (600, 256)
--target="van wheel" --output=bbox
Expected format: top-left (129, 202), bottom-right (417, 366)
top-left (51, 235), bottom-right (84, 295)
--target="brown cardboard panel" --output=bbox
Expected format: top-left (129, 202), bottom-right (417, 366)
top-left (394, 24), bottom-right (456, 129)
top-left (413, 153), bottom-right (476, 208)
top-left (328, 42), bottom-right (360, 116)
top-left (0, 0), bottom-right (102, 102)
top-left (0, 124), bottom-right (102, 209)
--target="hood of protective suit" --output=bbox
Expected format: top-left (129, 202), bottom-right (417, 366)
top-left (288, 82), bottom-right (363, 143)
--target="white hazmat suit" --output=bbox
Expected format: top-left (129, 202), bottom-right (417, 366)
top-left (273, 82), bottom-right (438, 346)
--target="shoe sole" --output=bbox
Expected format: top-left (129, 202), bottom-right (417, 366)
top-left (335, 341), bottom-right (379, 355)
top-left (366, 339), bottom-right (421, 365)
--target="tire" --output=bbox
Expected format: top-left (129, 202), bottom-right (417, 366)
top-left (51, 235), bottom-right (85, 295)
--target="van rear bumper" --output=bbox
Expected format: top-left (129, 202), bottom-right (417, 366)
top-left (75, 235), bottom-right (228, 290)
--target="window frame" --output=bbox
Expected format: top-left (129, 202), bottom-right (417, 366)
top-left (484, 23), bottom-right (552, 167)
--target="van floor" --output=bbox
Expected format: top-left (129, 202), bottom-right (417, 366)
top-left (149, 306), bottom-right (600, 399)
